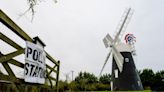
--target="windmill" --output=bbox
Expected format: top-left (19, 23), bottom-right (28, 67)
top-left (100, 8), bottom-right (143, 91)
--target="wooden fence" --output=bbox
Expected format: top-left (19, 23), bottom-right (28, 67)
top-left (0, 10), bottom-right (60, 92)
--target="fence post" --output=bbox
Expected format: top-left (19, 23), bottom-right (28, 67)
top-left (56, 61), bottom-right (60, 92)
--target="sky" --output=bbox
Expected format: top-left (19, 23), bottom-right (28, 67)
top-left (1, 0), bottom-right (164, 81)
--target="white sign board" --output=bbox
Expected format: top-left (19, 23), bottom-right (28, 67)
top-left (24, 41), bottom-right (46, 84)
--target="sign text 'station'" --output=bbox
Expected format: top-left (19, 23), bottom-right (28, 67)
top-left (25, 41), bottom-right (46, 84)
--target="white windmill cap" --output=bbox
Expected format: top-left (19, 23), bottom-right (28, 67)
top-left (116, 42), bottom-right (133, 52)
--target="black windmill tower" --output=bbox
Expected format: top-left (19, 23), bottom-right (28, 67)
top-left (100, 8), bottom-right (143, 91)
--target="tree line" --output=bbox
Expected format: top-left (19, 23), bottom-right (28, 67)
top-left (58, 69), bottom-right (164, 91)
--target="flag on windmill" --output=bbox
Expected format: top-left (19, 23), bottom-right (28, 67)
top-left (125, 33), bottom-right (136, 45)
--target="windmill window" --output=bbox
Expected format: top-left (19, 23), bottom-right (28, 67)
top-left (114, 69), bottom-right (118, 78)
top-left (137, 81), bottom-right (141, 86)
top-left (125, 58), bottom-right (129, 62)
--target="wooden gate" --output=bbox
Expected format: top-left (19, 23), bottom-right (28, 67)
top-left (0, 10), bottom-right (60, 92)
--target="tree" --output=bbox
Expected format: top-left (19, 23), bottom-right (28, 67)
top-left (96, 83), bottom-right (110, 91)
top-left (99, 74), bottom-right (111, 84)
top-left (152, 70), bottom-right (164, 90)
top-left (140, 69), bottom-right (154, 89)
top-left (75, 71), bottom-right (98, 84)
top-left (58, 80), bottom-right (69, 92)
top-left (74, 71), bottom-right (98, 91)
top-left (68, 81), bottom-right (79, 91)
top-left (139, 69), bottom-right (164, 90)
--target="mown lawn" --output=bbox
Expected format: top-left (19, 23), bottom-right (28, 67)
top-left (88, 90), bottom-right (152, 92)
top-left (66, 90), bottom-right (153, 92)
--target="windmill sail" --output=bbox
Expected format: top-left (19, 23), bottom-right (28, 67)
top-left (113, 8), bottom-right (131, 44)
top-left (99, 50), bottom-right (112, 76)
top-left (112, 46), bottom-right (124, 72)
top-left (103, 34), bottom-right (113, 48)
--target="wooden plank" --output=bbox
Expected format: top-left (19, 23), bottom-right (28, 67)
top-left (48, 76), bottom-right (56, 81)
top-left (47, 65), bottom-right (57, 76)
top-left (2, 62), bottom-right (16, 77)
top-left (0, 32), bottom-right (22, 49)
top-left (0, 49), bottom-right (24, 63)
top-left (0, 53), bottom-right (16, 77)
top-left (48, 77), bottom-right (53, 88)
top-left (46, 65), bottom-right (58, 74)
top-left (0, 10), bottom-right (33, 42)
top-left (46, 69), bottom-right (53, 88)
top-left (46, 52), bottom-right (59, 66)
top-left (8, 59), bottom-right (24, 68)
top-left (0, 52), bottom-right (24, 68)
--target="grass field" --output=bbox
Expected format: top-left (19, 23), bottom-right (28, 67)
top-left (72, 90), bottom-right (152, 92)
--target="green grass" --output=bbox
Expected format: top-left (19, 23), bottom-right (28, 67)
top-left (67, 90), bottom-right (152, 92)
top-left (87, 90), bottom-right (152, 92)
